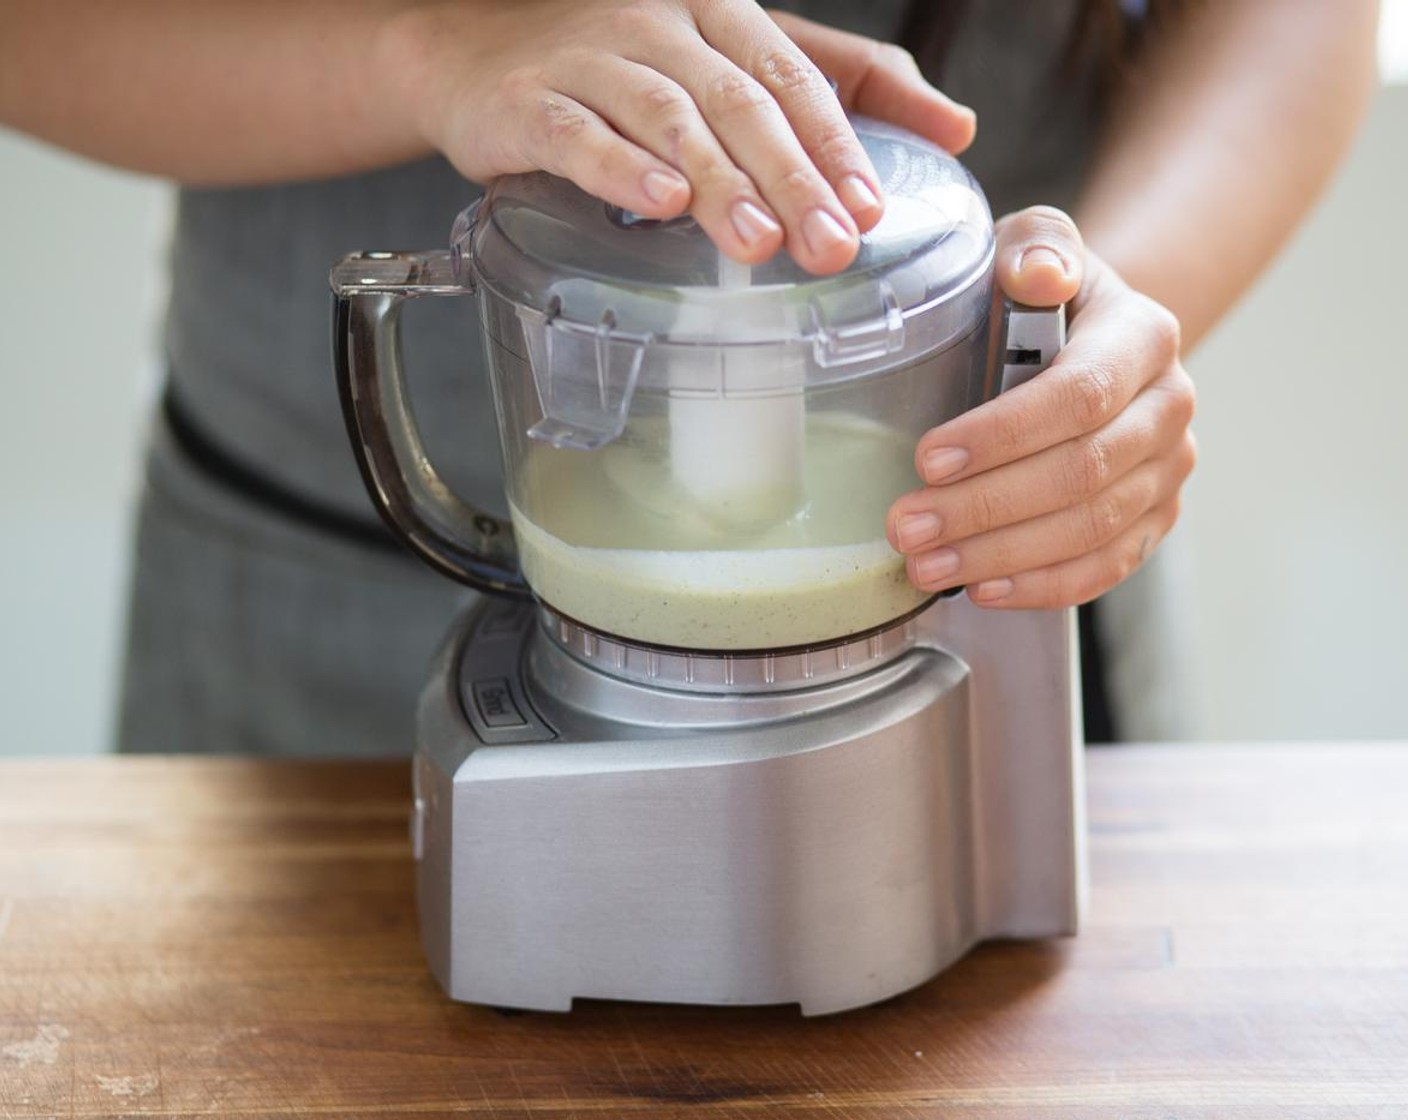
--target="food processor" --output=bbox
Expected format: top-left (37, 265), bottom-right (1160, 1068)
top-left (331, 118), bottom-right (1084, 1016)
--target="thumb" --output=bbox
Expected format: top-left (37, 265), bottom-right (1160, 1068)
top-left (995, 205), bottom-right (1084, 307)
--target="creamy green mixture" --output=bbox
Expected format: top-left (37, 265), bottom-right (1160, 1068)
top-left (509, 412), bottom-right (927, 649)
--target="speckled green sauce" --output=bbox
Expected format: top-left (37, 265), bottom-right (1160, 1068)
top-left (509, 412), bottom-right (928, 649)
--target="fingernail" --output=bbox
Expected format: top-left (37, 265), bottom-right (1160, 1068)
top-left (922, 447), bottom-right (969, 483)
top-left (970, 578), bottom-right (1014, 604)
top-left (802, 208), bottom-right (853, 257)
top-left (837, 174), bottom-right (881, 214)
top-left (1017, 245), bottom-right (1070, 277)
top-left (642, 169), bottom-right (688, 206)
top-left (895, 512), bottom-right (942, 552)
top-left (731, 199), bottom-right (782, 248)
top-left (913, 547), bottom-right (960, 587)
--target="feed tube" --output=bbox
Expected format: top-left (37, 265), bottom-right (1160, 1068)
top-left (667, 254), bottom-right (805, 530)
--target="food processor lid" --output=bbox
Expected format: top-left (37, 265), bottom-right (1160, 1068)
top-left (460, 117), bottom-right (994, 371)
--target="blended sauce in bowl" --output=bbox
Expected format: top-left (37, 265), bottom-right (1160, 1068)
top-left (509, 411), bottom-right (927, 649)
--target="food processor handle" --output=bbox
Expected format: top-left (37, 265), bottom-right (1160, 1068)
top-left (998, 300), bottom-right (1067, 392)
top-left (332, 250), bottom-right (532, 600)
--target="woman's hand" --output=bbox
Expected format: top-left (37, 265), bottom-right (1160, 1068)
top-left (886, 207), bottom-right (1197, 608)
top-left (377, 1), bottom-right (975, 274)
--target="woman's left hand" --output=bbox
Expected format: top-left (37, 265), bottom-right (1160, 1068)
top-left (885, 206), bottom-right (1197, 609)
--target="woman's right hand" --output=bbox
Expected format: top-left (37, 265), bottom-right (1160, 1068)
top-left (375, 1), bottom-right (975, 274)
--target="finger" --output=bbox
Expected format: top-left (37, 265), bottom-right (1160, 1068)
top-left (509, 86), bottom-right (693, 218)
top-left (552, 55), bottom-right (786, 262)
top-left (650, 32), bottom-right (860, 273)
top-left (994, 206), bottom-right (1085, 307)
top-left (887, 369), bottom-right (1197, 552)
top-left (966, 503), bottom-right (1182, 610)
top-left (904, 453), bottom-right (1187, 595)
top-left (699, 4), bottom-right (885, 233)
top-left (913, 286), bottom-right (1184, 486)
top-left (770, 11), bottom-right (977, 154)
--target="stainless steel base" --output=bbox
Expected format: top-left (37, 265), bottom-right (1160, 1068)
top-left (413, 597), bottom-right (1084, 1016)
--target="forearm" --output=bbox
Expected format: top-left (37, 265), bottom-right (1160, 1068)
top-left (1074, 0), bottom-right (1379, 353)
top-left (0, 1), bottom-right (444, 184)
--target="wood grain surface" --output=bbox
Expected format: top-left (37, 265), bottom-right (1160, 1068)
top-left (1, 744), bottom-right (1406, 1119)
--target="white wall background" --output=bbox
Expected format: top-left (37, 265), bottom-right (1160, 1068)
top-left (1183, 81), bottom-right (1408, 739)
top-left (1, 39), bottom-right (1406, 757)
top-left (0, 136), bottom-right (167, 757)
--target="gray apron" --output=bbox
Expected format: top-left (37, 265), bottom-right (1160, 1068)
top-left (118, 0), bottom-right (1187, 754)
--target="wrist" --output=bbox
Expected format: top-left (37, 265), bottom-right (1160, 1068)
top-left (371, 2), bottom-right (502, 177)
